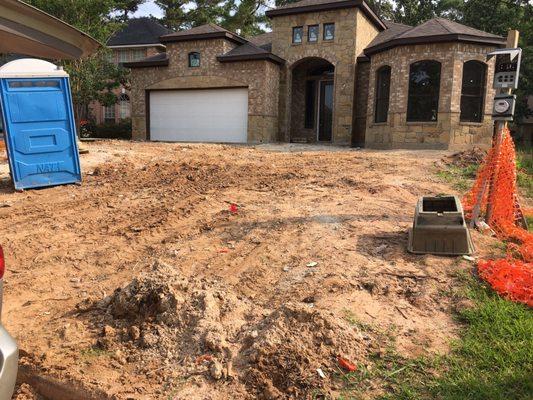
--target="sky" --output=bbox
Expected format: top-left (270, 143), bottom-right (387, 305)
top-left (133, 1), bottom-right (164, 18)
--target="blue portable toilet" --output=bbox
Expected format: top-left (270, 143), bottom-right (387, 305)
top-left (0, 59), bottom-right (81, 190)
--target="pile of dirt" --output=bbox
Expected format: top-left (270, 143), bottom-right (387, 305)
top-left (241, 303), bottom-right (373, 399)
top-left (443, 147), bottom-right (487, 167)
top-left (91, 260), bottom-right (375, 398)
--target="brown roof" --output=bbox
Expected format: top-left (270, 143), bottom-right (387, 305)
top-left (365, 18), bottom-right (505, 55)
top-left (123, 52), bottom-right (168, 68)
top-left (160, 23), bottom-right (246, 45)
top-left (265, 0), bottom-right (386, 31)
top-left (217, 42), bottom-right (284, 65)
top-left (366, 21), bottom-right (412, 48)
top-left (247, 32), bottom-right (273, 51)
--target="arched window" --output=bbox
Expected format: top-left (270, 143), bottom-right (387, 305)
top-left (188, 52), bottom-right (200, 68)
top-left (407, 60), bottom-right (441, 122)
top-left (374, 65), bottom-right (391, 123)
top-left (119, 93), bottom-right (130, 119)
top-left (460, 61), bottom-right (487, 122)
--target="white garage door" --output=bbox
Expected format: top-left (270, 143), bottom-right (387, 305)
top-left (149, 88), bottom-right (248, 143)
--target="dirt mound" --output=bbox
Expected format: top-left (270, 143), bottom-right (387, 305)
top-left (242, 303), bottom-right (371, 399)
top-left (92, 260), bottom-right (375, 398)
top-left (100, 261), bottom-right (251, 369)
top-left (443, 147), bottom-right (486, 167)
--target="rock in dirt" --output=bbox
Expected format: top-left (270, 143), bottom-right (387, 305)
top-left (209, 360), bottom-right (224, 380)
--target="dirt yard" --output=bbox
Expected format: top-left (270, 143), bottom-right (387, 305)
top-left (0, 141), bottom-right (501, 399)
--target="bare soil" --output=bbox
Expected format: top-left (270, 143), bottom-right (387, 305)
top-left (0, 141), bottom-right (502, 399)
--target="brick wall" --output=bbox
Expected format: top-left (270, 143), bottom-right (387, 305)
top-left (129, 38), bottom-right (280, 143)
top-left (364, 42), bottom-right (498, 150)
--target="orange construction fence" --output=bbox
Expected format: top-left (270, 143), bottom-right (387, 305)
top-left (463, 127), bottom-right (532, 306)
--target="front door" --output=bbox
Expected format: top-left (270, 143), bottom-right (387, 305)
top-left (318, 80), bottom-right (333, 141)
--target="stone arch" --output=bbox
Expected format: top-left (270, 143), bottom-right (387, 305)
top-left (288, 57), bottom-right (335, 142)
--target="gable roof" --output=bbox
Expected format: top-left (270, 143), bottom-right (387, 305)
top-left (160, 23), bottom-right (247, 45)
top-left (107, 18), bottom-right (171, 47)
top-left (266, 0), bottom-right (386, 31)
top-left (217, 41), bottom-right (284, 65)
top-left (364, 17), bottom-right (505, 55)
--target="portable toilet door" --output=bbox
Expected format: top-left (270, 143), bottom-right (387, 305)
top-left (0, 58), bottom-right (81, 190)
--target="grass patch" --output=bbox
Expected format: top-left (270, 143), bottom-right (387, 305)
top-left (343, 274), bottom-right (533, 400)
top-left (436, 164), bottom-right (479, 192)
top-left (516, 148), bottom-right (532, 199)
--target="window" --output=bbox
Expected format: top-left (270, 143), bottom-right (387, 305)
top-left (292, 26), bottom-right (303, 44)
top-left (460, 61), bottom-right (487, 122)
top-left (131, 49), bottom-right (146, 62)
top-left (304, 80), bottom-right (316, 129)
top-left (407, 60), bottom-right (441, 122)
top-left (323, 23), bottom-right (335, 40)
top-left (103, 104), bottom-right (115, 123)
top-left (308, 25), bottom-right (319, 42)
top-left (119, 94), bottom-right (130, 119)
top-left (374, 66), bottom-right (391, 123)
top-left (188, 52), bottom-right (200, 67)
top-left (117, 50), bottom-right (131, 63)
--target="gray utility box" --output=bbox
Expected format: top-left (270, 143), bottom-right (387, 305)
top-left (408, 196), bottom-right (474, 256)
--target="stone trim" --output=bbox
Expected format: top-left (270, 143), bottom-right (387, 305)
top-left (364, 34), bottom-right (505, 56)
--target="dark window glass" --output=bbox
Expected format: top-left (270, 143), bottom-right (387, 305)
top-left (460, 61), bottom-right (487, 122)
top-left (407, 60), bottom-right (441, 122)
top-left (374, 66), bottom-right (391, 123)
top-left (305, 80), bottom-right (316, 129)
top-left (308, 25), bottom-right (319, 42)
top-left (292, 26), bottom-right (303, 43)
top-left (323, 23), bottom-right (335, 40)
top-left (188, 52), bottom-right (200, 67)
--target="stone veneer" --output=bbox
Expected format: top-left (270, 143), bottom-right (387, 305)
top-left (129, 38), bottom-right (280, 143)
top-left (364, 42), bottom-right (498, 150)
top-left (271, 8), bottom-right (380, 144)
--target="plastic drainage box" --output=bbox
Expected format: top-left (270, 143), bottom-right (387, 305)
top-left (0, 59), bottom-right (81, 190)
top-left (408, 195), bottom-right (474, 255)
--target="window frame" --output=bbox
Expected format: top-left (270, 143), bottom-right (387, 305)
top-left (323, 23), bottom-right (335, 41)
top-left (308, 25), bottom-right (319, 42)
top-left (374, 65), bottom-right (392, 124)
top-left (460, 60), bottom-right (487, 123)
top-left (119, 93), bottom-right (131, 120)
top-left (103, 103), bottom-right (116, 123)
top-left (406, 60), bottom-right (442, 123)
top-left (292, 26), bottom-right (303, 44)
top-left (188, 52), bottom-right (201, 68)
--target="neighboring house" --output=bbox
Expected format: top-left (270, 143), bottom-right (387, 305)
top-left (89, 18), bottom-right (170, 125)
top-left (125, 0), bottom-right (507, 150)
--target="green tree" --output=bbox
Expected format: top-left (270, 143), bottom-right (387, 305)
top-left (25, 0), bottom-right (129, 127)
top-left (114, 0), bottom-right (147, 21)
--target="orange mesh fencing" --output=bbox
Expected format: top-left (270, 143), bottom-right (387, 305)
top-left (463, 127), bottom-right (532, 306)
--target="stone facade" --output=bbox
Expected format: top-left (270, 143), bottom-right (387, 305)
top-left (271, 8), bottom-right (379, 144)
top-left (129, 38), bottom-right (280, 143)
top-left (364, 42), bottom-right (498, 150)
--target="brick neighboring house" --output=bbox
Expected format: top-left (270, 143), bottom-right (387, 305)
top-left (125, 0), bottom-right (507, 150)
top-left (89, 18), bottom-right (170, 125)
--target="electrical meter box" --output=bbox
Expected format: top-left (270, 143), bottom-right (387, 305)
top-left (492, 94), bottom-right (516, 121)
top-left (487, 48), bottom-right (522, 90)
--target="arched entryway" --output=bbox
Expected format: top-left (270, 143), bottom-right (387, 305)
top-left (290, 57), bottom-right (335, 142)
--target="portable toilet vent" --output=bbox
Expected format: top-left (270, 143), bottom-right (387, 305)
top-left (408, 195), bottom-right (474, 256)
top-left (0, 58), bottom-right (81, 190)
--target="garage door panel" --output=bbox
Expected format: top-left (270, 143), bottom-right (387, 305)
top-left (149, 88), bottom-right (248, 143)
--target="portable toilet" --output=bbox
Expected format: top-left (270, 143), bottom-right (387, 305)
top-left (0, 58), bottom-right (81, 190)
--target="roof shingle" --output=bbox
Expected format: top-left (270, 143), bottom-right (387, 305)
top-left (107, 18), bottom-right (171, 47)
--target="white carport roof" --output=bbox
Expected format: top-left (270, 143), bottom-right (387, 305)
top-left (0, 0), bottom-right (100, 59)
